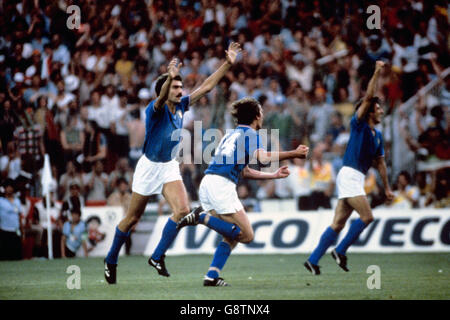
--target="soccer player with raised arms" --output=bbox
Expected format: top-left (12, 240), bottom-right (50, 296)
top-left (177, 97), bottom-right (309, 286)
top-left (104, 42), bottom-right (242, 284)
top-left (304, 60), bottom-right (394, 275)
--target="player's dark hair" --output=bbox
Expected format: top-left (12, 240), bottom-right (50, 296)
top-left (155, 73), bottom-right (183, 96)
top-left (355, 96), bottom-right (380, 118)
top-left (230, 97), bottom-right (261, 125)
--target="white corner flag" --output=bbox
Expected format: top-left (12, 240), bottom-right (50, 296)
top-left (41, 154), bottom-right (54, 260)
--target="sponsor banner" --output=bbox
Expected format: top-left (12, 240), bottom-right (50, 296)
top-left (78, 206), bottom-right (124, 257)
top-left (144, 209), bottom-right (450, 255)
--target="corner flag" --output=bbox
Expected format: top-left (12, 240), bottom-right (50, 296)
top-left (41, 154), bottom-right (54, 260)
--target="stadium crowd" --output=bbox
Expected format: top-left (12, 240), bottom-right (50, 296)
top-left (0, 0), bottom-right (449, 259)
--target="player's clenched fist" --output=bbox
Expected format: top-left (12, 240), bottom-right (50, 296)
top-left (375, 60), bottom-right (385, 70)
top-left (295, 145), bottom-right (309, 158)
top-left (274, 166), bottom-right (290, 179)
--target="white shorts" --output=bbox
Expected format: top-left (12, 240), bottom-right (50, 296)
top-left (131, 155), bottom-right (182, 196)
top-left (199, 174), bottom-right (244, 214)
top-left (336, 166), bottom-right (366, 199)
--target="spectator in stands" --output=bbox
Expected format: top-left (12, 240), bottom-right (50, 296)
top-left (58, 160), bottom-right (84, 201)
top-left (86, 90), bottom-right (110, 139)
top-left (427, 168), bottom-right (450, 208)
top-left (286, 158), bottom-right (313, 211)
top-left (0, 141), bottom-right (21, 181)
top-left (237, 182), bottom-right (261, 212)
top-left (0, 98), bottom-right (19, 154)
top-left (308, 143), bottom-right (335, 210)
top-left (60, 108), bottom-right (85, 164)
top-left (115, 49), bottom-right (134, 89)
top-left (83, 160), bottom-right (108, 203)
top-left (80, 120), bottom-right (107, 173)
top-left (61, 208), bottom-right (88, 258)
top-left (307, 86), bottom-right (334, 145)
top-left (60, 180), bottom-right (85, 225)
top-left (285, 81), bottom-right (309, 149)
top-left (0, 179), bottom-right (23, 260)
top-left (108, 158), bottom-right (133, 195)
top-left (110, 91), bottom-right (131, 161)
top-left (127, 108), bottom-right (145, 169)
top-left (13, 107), bottom-right (45, 194)
top-left (389, 171), bottom-right (420, 209)
top-left (326, 112), bottom-right (346, 145)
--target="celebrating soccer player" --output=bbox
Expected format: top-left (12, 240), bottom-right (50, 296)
top-left (177, 97), bottom-right (309, 286)
top-left (104, 42), bottom-right (242, 284)
top-left (304, 60), bottom-right (395, 275)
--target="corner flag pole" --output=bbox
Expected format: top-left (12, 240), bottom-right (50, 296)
top-left (41, 154), bottom-right (53, 260)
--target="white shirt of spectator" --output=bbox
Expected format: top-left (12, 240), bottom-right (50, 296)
top-left (392, 43), bottom-right (419, 73)
top-left (112, 105), bottom-right (131, 136)
top-left (101, 94), bottom-right (120, 111)
top-left (286, 63), bottom-right (314, 92)
top-left (83, 172), bottom-right (108, 202)
top-left (56, 92), bottom-right (75, 110)
top-left (87, 104), bottom-right (111, 130)
top-left (286, 163), bottom-right (312, 197)
top-left (391, 185), bottom-right (420, 209)
top-left (0, 156), bottom-right (21, 180)
top-left (35, 199), bottom-right (61, 230)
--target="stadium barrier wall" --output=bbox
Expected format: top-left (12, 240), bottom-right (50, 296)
top-left (144, 209), bottom-right (450, 255)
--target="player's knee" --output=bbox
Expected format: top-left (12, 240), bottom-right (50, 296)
top-left (239, 230), bottom-right (254, 244)
top-left (361, 215), bottom-right (374, 225)
top-left (173, 205), bottom-right (190, 221)
top-left (125, 215), bottom-right (140, 228)
top-left (331, 221), bottom-right (345, 233)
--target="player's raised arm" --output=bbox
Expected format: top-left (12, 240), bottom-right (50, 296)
top-left (242, 165), bottom-right (290, 180)
top-left (255, 144), bottom-right (309, 165)
top-left (189, 42), bottom-right (241, 105)
top-left (356, 60), bottom-right (385, 120)
top-left (154, 58), bottom-right (182, 111)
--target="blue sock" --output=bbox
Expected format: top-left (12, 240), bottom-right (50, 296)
top-left (151, 218), bottom-right (178, 261)
top-left (308, 226), bottom-right (338, 265)
top-left (106, 226), bottom-right (131, 264)
top-left (336, 218), bottom-right (367, 256)
top-left (202, 214), bottom-right (240, 240)
top-left (206, 241), bottom-right (231, 279)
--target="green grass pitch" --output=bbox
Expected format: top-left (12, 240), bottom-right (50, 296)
top-left (0, 253), bottom-right (448, 300)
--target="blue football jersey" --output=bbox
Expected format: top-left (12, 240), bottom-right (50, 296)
top-left (342, 114), bottom-right (384, 175)
top-left (142, 96), bottom-right (190, 162)
top-left (205, 125), bottom-right (263, 184)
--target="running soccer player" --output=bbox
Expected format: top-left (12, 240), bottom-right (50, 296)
top-left (177, 97), bottom-right (309, 286)
top-left (104, 42), bottom-right (242, 284)
top-left (304, 60), bottom-right (394, 275)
